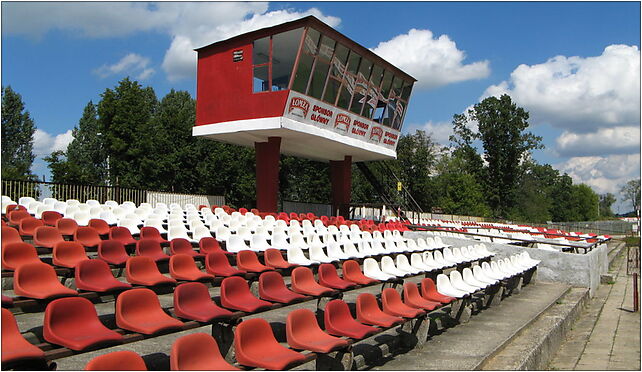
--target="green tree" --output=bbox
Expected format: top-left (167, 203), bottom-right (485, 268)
top-left (1, 86), bottom-right (36, 180)
top-left (620, 179), bottom-right (641, 213)
top-left (599, 193), bottom-right (616, 218)
top-left (510, 161), bottom-right (554, 223)
top-left (571, 184), bottom-right (599, 221)
top-left (279, 156), bottom-right (331, 204)
top-left (450, 94), bottom-right (543, 218)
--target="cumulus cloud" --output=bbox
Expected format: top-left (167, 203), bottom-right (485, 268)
top-left (556, 154), bottom-right (641, 196)
top-left (556, 126), bottom-right (640, 157)
top-left (32, 129), bottom-right (74, 156)
top-left (420, 121), bottom-right (454, 146)
top-left (371, 29), bottom-right (490, 90)
top-left (94, 53), bottom-right (155, 80)
top-left (483, 44), bottom-right (640, 133)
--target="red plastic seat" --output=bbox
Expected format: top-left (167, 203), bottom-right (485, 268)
top-left (170, 238), bottom-right (202, 257)
top-left (286, 308), bottom-right (349, 353)
top-left (199, 237), bottom-right (230, 255)
top-left (171, 333), bottom-right (239, 371)
top-left (116, 288), bottom-right (183, 334)
top-left (53, 241), bottom-right (90, 268)
top-left (2, 242), bottom-right (41, 270)
top-left (125, 256), bottom-right (176, 286)
top-left (18, 217), bottom-right (43, 236)
top-left (220, 276), bottom-right (272, 312)
top-left (33, 226), bottom-right (65, 249)
top-left (356, 293), bottom-right (404, 327)
top-left (89, 219), bottom-right (111, 236)
top-left (403, 282), bottom-right (441, 311)
top-left (7, 209), bottom-right (31, 226)
top-left (381, 288), bottom-right (425, 318)
top-left (421, 278), bottom-right (456, 304)
top-left (236, 250), bottom-right (273, 273)
top-left (205, 252), bottom-right (245, 277)
top-left (169, 254), bottom-right (214, 281)
top-left (110, 226), bottom-right (138, 246)
top-left (75, 259), bottom-right (132, 292)
top-left (13, 262), bottom-right (77, 299)
top-left (2, 226), bottom-right (23, 248)
top-left (264, 248), bottom-right (296, 269)
top-left (342, 260), bottom-right (378, 285)
top-left (98, 240), bottom-right (130, 265)
top-left (43, 297), bottom-right (123, 350)
top-left (318, 263), bottom-right (356, 290)
top-left (140, 226), bottom-right (168, 245)
top-left (85, 350), bottom-right (147, 370)
top-left (136, 239), bottom-right (170, 262)
top-left (324, 299), bottom-right (378, 339)
top-left (56, 218), bottom-right (79, 236)
top-left (173, 282), bottom-right (233, 322)
top-left (41, 211), bottom-right (63, 227)
top-left (290, 267), bottom-right (333, 296)
top-left (1, 308), bottom-right (45, 364)
top-left (234, 318), bottom-right (307, 370)
top-left (74, 226), bottom-right (103, 249)
top-left (258, 271), bottom-right (306, 304)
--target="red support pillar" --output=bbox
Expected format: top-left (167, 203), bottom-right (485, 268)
top-left (255, 137), bottom-right (281, 213)
top-left (330, 156), bottom-right (352, 218)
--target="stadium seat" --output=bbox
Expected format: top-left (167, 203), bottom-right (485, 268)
top-left (170, 238), bottom-right (202, 257)
top-left (356, 293), bottom-right (404, 327)
top-left (2, 242), bottom-right (41, 270)
top-left (170, 333), bottom-right (239, 371)
top-left (472, 265), bottom-right (497, 286)
top-left (2, 226), bottom-right (23, 248)
top-left (125, 256), bottom-right (176, 286)
top-left (116, 288), bottom-right (183, 334)
top-left (450, 270), bottom-right (480, 293)
top-left (234, 317), bottom-right (307, 370)
top-left (18, 217), bottom-right (43, 236)
top-left (286, 308), bottom-right (349, 353)
top-left (381, 288), bottom-right (425, 318)
top-left (262, 248), bottom-right (295, 269)
top-left (363, 258), bottom-right (395, 281)
top-left (403, 282), bottom-right (441, 311)
top-left (43, 297), bottom-right (123, 351)
top-left (309, 244), bottom-right (335, 263)
top-left (7, 209), bottom-right (31, 226)
top-left (463, 267), bottom-right (489, 289)
top-left (436, 273), bottom-right (467, 298)
top-left (75, 259), bottom-right (132, 292)
top-left (74, 226), bottom-right (103, 249)
top-left (342, 260), bottom-right (378, 285)
top-left (56, 218), bottom-right (79, 236)
top-left (236, 250), bottom-right (273, 273)
top-left (199, 237), bottom-right (228, 255)
top-left (1, 308), bottom-right (46, 364)
top-left (258, 271), bottom-right (306, 304)
top-left (85, 350), bottom-right (147, 370)
top-left (173, 282), bottom-right (233, 322)
top-left (136, 239), bottom-right (170, 262)
top-left (205, 251), bottom-right (245, 277)
top-left (33, 226), bottom-right (65, 249)
top-left (137, 226), bottom-right (166, 245)
top-left (318, 263), bottom-right (355, 290)
top-left (98, 240), bottom-right (130, 266)
top-left (169, 254), bottom-right (214, 281)
top-left (396, 254), bottom-right (422, 275)
top-left (420, 278), bottom-right (456, 304)
top-left (41, 211), bottom-right (63, 226)
top-left (111, 226), bottom-right (138, 246)
top-left (13, 262), bottom-right (77, 299)
top-left (88, 218), bottom-right (111, 237)
top-left (220, 276), bottom-right (272, 312)
top-left (324, 299), bottom-right (378, 339)
top-left (52, 241), bottom-right (90, 268)
top-left (381, 256), bottom-right (408, 277)
top-left (291, 266), bottom-right (334, 296)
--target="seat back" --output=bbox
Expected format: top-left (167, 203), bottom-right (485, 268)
top-left (53, 241), bottom-right (89, 268)
top-left (136, 239), bottom-right (166, 257)
top-left (2, 242), bottom-right (39, 270)
top-left (14, 261), bottom-right (77, 298)
top-left (2, 307), bottom-right (45, 363)
top-left (170, 238), bottom-right (195, 255)
top-left (98, 240), bottom-right (129, 265)
top-left (111, 226), bottom-right (136, 243)
top-left (74, 226), bottom-right (102, 247)
top-left (237, 250), bottom-right (270, 272)
top-left (1, 226), bottom-right (23, 248)
top-left (220, 276), bottom-right (254, 307)
top-left (170, 333), bottom-right (233, 371)
top-left (85, 350), bottom-right (147, 370)
top-left (18, 217), bottom-right (44, 236)
top-left (126, 256), bottom-right (166, 283)
top-left (139, 226), bottom-right (163, 240)
top-left (169, 254), bottom-right (201, 278)
top-left (199, 237), bottom-right (222, 254)
top-left (88, 219), bottom-right (111, 235)
top-left (56, 218), bottom-right (79, 235)
top-left (264, 248), bottom-right (290, 268)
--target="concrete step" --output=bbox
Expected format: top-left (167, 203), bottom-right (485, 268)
top-left (370, 281), bottom-right (571, 370)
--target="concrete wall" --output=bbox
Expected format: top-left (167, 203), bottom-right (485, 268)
top-left (404, 231), bottom-right (609, 297)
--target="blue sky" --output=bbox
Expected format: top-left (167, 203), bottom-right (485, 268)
top-left (2, 2), bottom-right (640, 212)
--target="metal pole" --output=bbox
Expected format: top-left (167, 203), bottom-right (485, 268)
top-left (634, 273), bottom-right (639, 312)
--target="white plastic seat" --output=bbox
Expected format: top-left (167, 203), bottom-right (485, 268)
top-left (26, 201), bottom-right (43, 215)
top-left (416, 238), bottom-right (429, 251)
top-left (309, 244), bottom-right (335, 263)
top-left (191, 225), bottom-right (213, 243)
top-left (338, 225), bottom-right (351, 235)
top-left (442, 248), bottom-right (461, 265)
top-left (436, 274), bottom-right (467, 298)
top-left (381, 256), bottom-right (408, 277)
top-left (307, 234), bottom-right (326, 249)
top-left (450, 270), bottom-right (479, 293)
top-left (289, 233), bottom-right (310, 250)
top-left (357, 241), bottom-right (376, 257)
top-left (462, 267), bottom-right (488, 288)
top-left (434, 236), bottom-right (448, 248)
top-left (287, 246), bottom-right (318, 266)
top-left (327, 242), bottom-right (350, 260)
top-left (482, 262), bottom-right (505, 281)
top-left (225, 235), bottom-right (251, 253)
top-left (396, 254), bottom-right (421, 274)
top-left (236, 226), bottom-right (253, 242)
top-left (452, 248), bottom-right (468, 263)
top-left (327, 225), bottom-right (339, 237)
top-left (431, 250), bottom-right (451, 268)
top-left (89, 206), bottom-right (103, 219)
top-left (168, 225), bottom-right (196, 243)
top-left (72, 211), bottom-right (91, 226)
top-left (410, 253), bottom-right (432, 271)
top-left (473, 265), bottom-right (497, 285)
top-left (99, 210), bottom-right (118, 225)
top-left (406, 239), bottom-right (420, 252)
top-left (270, 232), bottom-right (291, 251)
top-left (315, 224), bottom-right (329, 236)
top-left (363, 258), bottom-right (395, 281)
top-left (392, 230), bottom-right (405, 243)
top-left (342, 240), bottom-right (362, 258)
top-left (250, 234), bottom-right (272, 252)
top-left (144, 218), bottom-right (167, 233)
top-left (489, 261), bottom-right (510, 279)
top-left (207, 219), bottom-right (223, 232)
top-left (43, 198), bottom-right (58, 206)
top-left (121, 201), bottom-right (136, 211)
top-left (520, 251), bottom-right (540, 267)
top-left (118, 218), bottom-right (141, 235)
top-left (383, 239), bottom-right (399, 253)
top-left (34, 204), bottom-right (53, 219)
top-left (371, 240), bottom-right (388, 255)
top-left (104, 200), bottom-right (118, 209)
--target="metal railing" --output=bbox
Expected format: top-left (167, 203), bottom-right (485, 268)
top-left (1, 179), bottom-right (225, 208)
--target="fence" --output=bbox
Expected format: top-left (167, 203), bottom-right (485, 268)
top-left (1, 179), bottom-right (225, 209)
top-left (531, 220), bottom-right (639, 236)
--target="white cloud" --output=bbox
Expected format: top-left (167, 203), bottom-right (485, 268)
top-left (371, 29), bottom-right (490, 90)
top-left (32, 129), bottom-right (73, 156)
top-left (420, 121), bottom-right (454, 146)
top-left (555, 154), bottom-right (641, 196)
top-left (483, 44), bottom-right (640, 133)
top-left (94, 53), bottom-right (155, 80)
top-left (556, 126), bottom-right (640, 157)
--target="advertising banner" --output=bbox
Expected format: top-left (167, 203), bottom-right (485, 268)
top-left (283, 91), bottom-right (400, 149)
